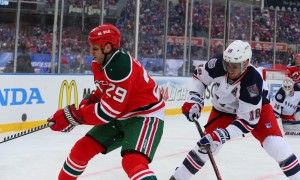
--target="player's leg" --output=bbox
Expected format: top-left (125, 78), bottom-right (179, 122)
top-left (120, 117), bottom-right (164, 180)
top-left (58, 135), bottom-right (105, 180)
top-left (172, 109), bottom-right (234, 180)
top-left (252, 104), bottom-right (300, 180)
top-left (59, 121), bottom-right (123, 179)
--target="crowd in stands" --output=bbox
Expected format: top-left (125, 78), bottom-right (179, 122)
top-left (1, 0), bottom-right (300, 73)
top-left (46, 0), bottom-right (119, 8)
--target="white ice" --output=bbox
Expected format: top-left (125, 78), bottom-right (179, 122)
top-left (0, 112), bottom-right (299, 180)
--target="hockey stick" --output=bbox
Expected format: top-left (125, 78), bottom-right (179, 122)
top-left (0, 122), bottom-right (53, 144)
top-left (194, 120), bottom-right (222, 180)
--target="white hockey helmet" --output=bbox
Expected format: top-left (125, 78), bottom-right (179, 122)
top-left (223, 40), bottom-right (252, 73)
top-left (282, 77), bottom-right (294, 94)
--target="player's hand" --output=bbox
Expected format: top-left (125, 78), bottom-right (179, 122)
top-left (281, 115), bottom-right (295, 121)
top-left (182, 91), bottom-right (204, 122)
top-left (197, 128), bottom-right (230, 153)
top-left (79, 93), bottom-right (98, 108)
top-left (47, 105), bottom-right (84, 132)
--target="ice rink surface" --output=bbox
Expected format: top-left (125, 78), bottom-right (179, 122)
top-left (1, 112), bottom-right (299, 180)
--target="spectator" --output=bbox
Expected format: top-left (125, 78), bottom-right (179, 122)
top-left (3, 53), bottom-right (34, 73)
top-left (70, 55), bottom-right (84, 73)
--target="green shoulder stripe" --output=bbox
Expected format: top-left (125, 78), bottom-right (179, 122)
top-left (105, 51), bottom-right (131, 81)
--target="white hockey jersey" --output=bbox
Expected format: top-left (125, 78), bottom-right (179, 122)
top-left (272, 81), bottom-right (300, 118)
top-left (190, 55), bottom-right (270, 136)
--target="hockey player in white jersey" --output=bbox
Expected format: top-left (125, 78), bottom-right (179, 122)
top-left (272, 77), bottom-right (300, 121)
top-left (272, 77), bottom-right (300, 134)
top-left (170, 40), bottom-right (300, 179)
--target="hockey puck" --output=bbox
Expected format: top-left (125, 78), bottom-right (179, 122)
top-left (21, 113), bottom-right (27, 122)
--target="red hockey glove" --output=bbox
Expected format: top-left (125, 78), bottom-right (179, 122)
top-left (47, 105), bottom-right (84, 132)
top-left (281, 115), bottom-right (295, 121)
top-left (79, 93), bottom-right (98, 108)
top-left (197, 128), bottom-right (230, 153)
top-left (182, 91), bottom-right (204, 122)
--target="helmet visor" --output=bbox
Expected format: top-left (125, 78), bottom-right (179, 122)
top-left (224, 61), bottom-right (241, 73)
top-left (283, 85), bottom-right (293, 92)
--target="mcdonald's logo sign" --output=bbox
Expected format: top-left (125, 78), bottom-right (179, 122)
top-left (58, 80), bottom-right (78, 109)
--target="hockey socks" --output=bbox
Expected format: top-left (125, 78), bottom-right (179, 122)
top-left (172, 150), bottom-right (206, 180)
top-left (263, 136), bottom-right (300, 180)
top-left (279, 154), bottom-right (300, 180)
top-left (59, 155), bottom-right (87, 180)
top-left (58, 136), bottom-right (105, 180)
top-left (122, 153), bottom-right (157, 180)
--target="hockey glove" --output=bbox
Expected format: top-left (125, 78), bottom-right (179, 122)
top-left (182, 91), bottom-right (204, 122)
top-left (281, 115), bottom-right (295, 121)
top-left (79, 93), bottom-right (98, 108)
top-left (47, 105), bottom-right (84, 132)
top-left (197, 128), bottom-right (230, 153)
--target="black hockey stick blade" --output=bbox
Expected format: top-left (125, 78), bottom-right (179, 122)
top-left (0, 122), bottom-right (53, 144)
top-left (194, 120), bottom-right (222, 180)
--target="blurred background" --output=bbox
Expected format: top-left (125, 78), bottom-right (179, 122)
top-left (0, 0), bottom-right (299, 76)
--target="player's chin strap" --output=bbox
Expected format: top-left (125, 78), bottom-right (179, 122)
top-left (193, 119), bottom-right (222, 180)
top-left (0, 122), bottom-right (54, 144)
top-left (101, 44), bottom-right (116, 67)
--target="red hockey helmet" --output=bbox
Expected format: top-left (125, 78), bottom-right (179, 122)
top-left (88, 24), bottom-right (121, 49)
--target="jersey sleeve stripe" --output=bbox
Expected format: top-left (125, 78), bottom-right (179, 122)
top-left (121, 100), bottom-right (165, 119)
top-left (232, 118), bottom-right (255, 133)
top-left (193, 74), bottom-right (200, 80)
top-left (101, 99), bottom-right (121, 115)
top-left (95, 103), bottom-right (112, 123)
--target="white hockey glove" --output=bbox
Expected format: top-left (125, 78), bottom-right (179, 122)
top-left (197, 128), bottom-right (230, 153)
top-left (182, 91), bottom-right (204, 122)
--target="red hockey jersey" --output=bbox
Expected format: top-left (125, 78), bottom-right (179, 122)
top-left (78, 50), bottom-right (165, 125)
top-left (286, 66), bottom-right (300, 82)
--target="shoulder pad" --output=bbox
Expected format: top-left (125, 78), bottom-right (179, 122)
top-left (274, 88), bottom-right (285, 103)
top-left (204, 54), bottom-right (226, 78)
top-left (240, 67), bottom-right (263, 105)
top-left (104, 51), bottom-right (131, 81)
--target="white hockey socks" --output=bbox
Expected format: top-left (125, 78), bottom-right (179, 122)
top-left (263, 136), bottom-right (300, 179)
top-left (172, 146), bottom-right (208, 180)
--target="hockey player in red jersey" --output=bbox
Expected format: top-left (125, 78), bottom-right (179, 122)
top-left (47, 24), bottom-right (166, 180)
top-left (286, 53), bottom-right (300, 82)
top-left (170, 40), bottom-right (300, 180)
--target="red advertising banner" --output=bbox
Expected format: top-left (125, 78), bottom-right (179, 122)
top-left (251, 42), bottom-right (287, 51)
top-left (210, 39), bottom-right (287, 52)
top-left (163, 36), bottom-right (203, 46)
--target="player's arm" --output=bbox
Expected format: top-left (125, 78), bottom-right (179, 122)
top-left (198, 95), bottom-right (263, 151)
top-left (48, 55), bottom-right (135, 132)
top-left (190, 56), bottom-right (225, 93)
top-left (271, 88), bottom-right (285, 118)
top-left (78, 61), bottom-right (103, 108)
top-left (225, 75), bottom-right (264, 139)
top-left (199, 72), bottom-right (264, 149)
top-left (78, 89), bottom-right (102, 108)
top-left (183, 57), bottom-right (226, 122)
top-left (47, 80), bottom-right (129, 132)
